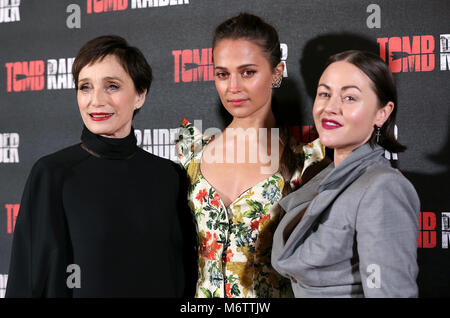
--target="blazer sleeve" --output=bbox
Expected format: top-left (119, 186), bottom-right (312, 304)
top-left (355, 171), bottom-right (420, 298)
top-left (6, 159), bottom-right (71, 298)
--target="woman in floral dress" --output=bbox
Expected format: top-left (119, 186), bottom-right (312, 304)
top-left (176, 13), bottom-right (326, 298)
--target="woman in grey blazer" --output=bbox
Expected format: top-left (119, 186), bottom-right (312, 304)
top-left (271, 50), bottom-right (420, 297)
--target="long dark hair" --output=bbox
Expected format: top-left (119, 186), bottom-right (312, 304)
top-left (324, 50), bottom-right (406, 153)
top-left (213, 13), bottom-right (297, 195)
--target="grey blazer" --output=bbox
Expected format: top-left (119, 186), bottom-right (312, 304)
top-left (271, 144), bottom-right (420, 297)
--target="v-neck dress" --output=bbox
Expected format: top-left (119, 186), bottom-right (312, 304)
top-left (176, 119), bottom-right (325, 298)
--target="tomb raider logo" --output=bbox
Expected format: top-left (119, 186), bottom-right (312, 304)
top-left (377, 34), bottom-right (450, 72)
top-left (5, 58), bottom-right (75, 92)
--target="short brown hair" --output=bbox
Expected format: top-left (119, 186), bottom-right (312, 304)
top-left (72, 35), bottom-right (152, 96)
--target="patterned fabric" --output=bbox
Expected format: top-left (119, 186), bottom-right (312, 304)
top-left (176, 119), bottom-right (324, 298)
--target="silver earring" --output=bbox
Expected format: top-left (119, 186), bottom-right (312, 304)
top-left (271, 76), bottom-right (282, 88)
top-left (375, 126), bottom-right (381, 143)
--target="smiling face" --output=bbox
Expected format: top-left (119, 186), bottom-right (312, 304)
top-left (77, 54), bottom-right (145, 138)
top-left (313, 61), bottom-right (392, 162)
top-left (213, 39), bottom-right (283, 122)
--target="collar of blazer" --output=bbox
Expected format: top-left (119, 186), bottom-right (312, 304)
top-left (278, 143), bottom-right (387, 260)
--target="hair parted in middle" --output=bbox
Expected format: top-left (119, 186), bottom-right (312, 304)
top-left (212, 13), bottom-right (303, 196)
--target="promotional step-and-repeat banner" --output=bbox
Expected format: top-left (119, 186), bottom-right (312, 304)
top-left (0, 0), bottom-right (449, 298)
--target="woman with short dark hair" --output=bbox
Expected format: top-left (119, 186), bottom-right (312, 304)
top-left (272, 50), bottom-right (420, 297)
top-left (6, 35), bottom-right (192, 297)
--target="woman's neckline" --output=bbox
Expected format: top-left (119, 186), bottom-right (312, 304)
top-left (80, 126), bottom-right (138, 160)
top-left (198, 133), bottom-right (281, 209)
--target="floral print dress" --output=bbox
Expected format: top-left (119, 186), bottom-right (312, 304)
top-left (176, 119), bottom-right (325, 298)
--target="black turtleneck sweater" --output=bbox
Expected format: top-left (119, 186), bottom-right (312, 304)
top-left (6, 127), bottom-right (196, 298)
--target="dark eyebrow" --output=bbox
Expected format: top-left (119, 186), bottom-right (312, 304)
top-left (342, 85), bottom-right (361, 92)
top-left (214, 64), bottom-right (258, 70)
top-left (317, 83), bottom-right (361, 92)
top-left (237, 64), bottom-right (257, 69)
top-left (103, 76), bottom-right (123, 82)
top-left (78, 76), bottom-right (123, 83)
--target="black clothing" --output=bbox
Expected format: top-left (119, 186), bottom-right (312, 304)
top-left (6, 127), bottom-right (196, 297)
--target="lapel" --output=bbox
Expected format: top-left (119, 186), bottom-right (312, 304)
top-left (280, 163), bottom-right (333, 216)
top-left (278, 144), bottom-right (386, 260)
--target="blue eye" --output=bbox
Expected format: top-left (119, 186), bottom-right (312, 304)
top-left (107, 83), bottom-right (120, 91)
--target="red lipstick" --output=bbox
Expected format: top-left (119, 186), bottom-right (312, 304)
top-left (89, 113), bottom-right (113, 121)
top-left (321, 118), bottom-right (342, 130)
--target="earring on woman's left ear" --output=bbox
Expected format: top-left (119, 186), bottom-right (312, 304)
top-left (271, 75), bottom-right (282, 88)
top-left (375, 126), bottom-right (381, 143)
